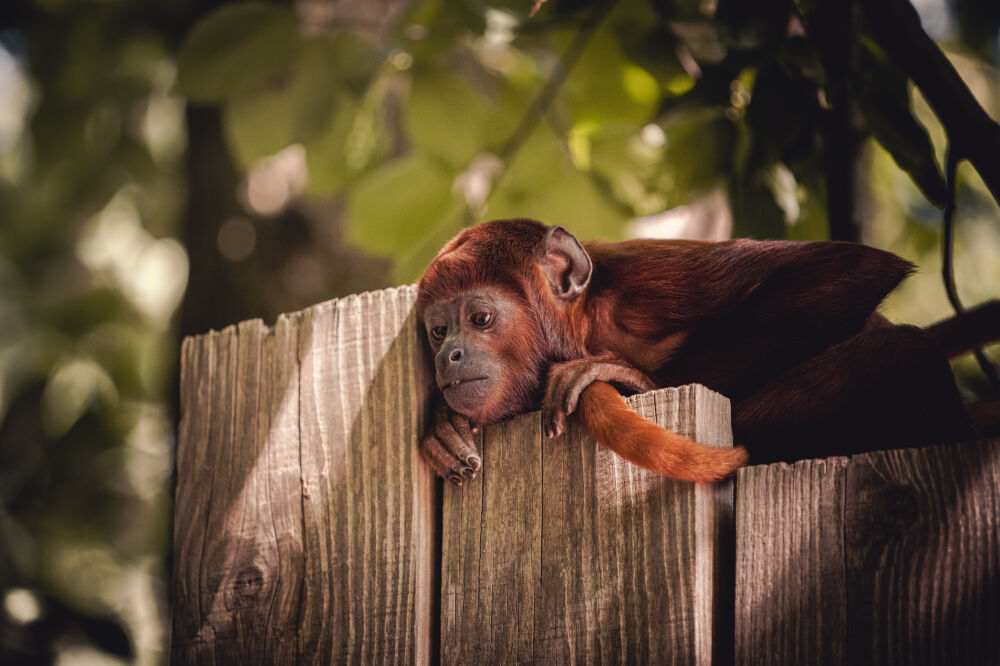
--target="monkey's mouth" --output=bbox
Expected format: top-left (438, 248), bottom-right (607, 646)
top-left (443, 377), bottom-right (488, 390)
top-left (439, 375), bottom-right (495, 419)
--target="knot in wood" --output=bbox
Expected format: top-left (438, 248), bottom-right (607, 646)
top-left (848, 482), bottom-right (925, 548)
top-left (233, 565), bottom-right (265, 602)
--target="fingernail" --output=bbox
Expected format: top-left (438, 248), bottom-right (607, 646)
top-left (448, 473), bottom-right (463, 486)
top-left (466, 455), bottom-right (481, 471)
top-left (462, 467), bottom-right (476, 478)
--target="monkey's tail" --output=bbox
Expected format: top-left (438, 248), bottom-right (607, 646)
top-left (925, 299), bottom-right (1000, 358)
top-left (577, 381), bottom-right (749, 483)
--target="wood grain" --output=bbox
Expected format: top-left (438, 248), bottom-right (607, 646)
top-left (176, 281), bottom-right (1000, 665)
top-left (172, 286), bottom-right (435, 664)
top-left (735, 438), bottom-right (1000, 665)
top-left (440, 384), bottom-right (735, 665)
top-left (298, 286), bottom-right (435, 665)
top-left (735, 456), bottom-right (849, 665)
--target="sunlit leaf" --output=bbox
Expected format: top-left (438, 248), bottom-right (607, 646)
top-left (862, 98), bottom-right (947, 208)
top-left (41, 357), bottom-right (117, 438)
top-left (176, 2), bottom-right (299, 103)
top-left (304, 93), bottom-right (362, 195)
top-left (561, 29), bottom-right (661, 125)
top-left (393, 0), bottom-right (486, 60)
top-left (346, 152), bottom-right (462, 254)
top-left (223, 38), bottom-right (344, 166)
top-left (617, 23), bottom-right (689, 85)
top-left (589, 123), bottom-right (667, 215)
top-left (856, 40), bottom-right (946, 208)
top-left (785, 170), bottom-right (829, 240)
top-left (485, 127), bottom-right (629, 239)
top-left (405, 67), bottom-right (493, 168)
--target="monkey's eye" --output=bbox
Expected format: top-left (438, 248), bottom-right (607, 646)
top-left (469, 312), bottom-right (493, 328)
top-left (430, 326), bottom-right (447, 341)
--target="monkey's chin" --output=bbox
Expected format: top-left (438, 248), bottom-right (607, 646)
top-left (440, 377), bottom-right (497, 422)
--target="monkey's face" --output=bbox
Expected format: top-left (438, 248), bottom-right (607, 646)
top-left (422, 286), bottom-right (542, 424)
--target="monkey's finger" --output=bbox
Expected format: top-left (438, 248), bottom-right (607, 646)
top-left (545, 409), bottom-right (567, 438)
top-left (435, 420), bottom-right (480, 477)
top-left (543, 411), bottom-right (556, 438)
top-left (421, 436), bottom-right (468, 485)
top-left (449, 413), bottom-right (481, 471)
top-left (542, 372), bottom-right (572, 414)
top-left (419, 435), bottom-right (453, 476)
top-left (564, 368), bottom-right (601, 415)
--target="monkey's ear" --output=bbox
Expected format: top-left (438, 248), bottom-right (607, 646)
top-left (540, 226), bottom-right (592, 300)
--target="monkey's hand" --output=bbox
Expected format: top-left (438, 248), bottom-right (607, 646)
top-left (420, 400), bottom-right (482, 486)
top-left (543, 356), bottom-right (655, 438)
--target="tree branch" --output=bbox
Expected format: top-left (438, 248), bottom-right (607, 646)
top-left (495, 0), bottom-right (617, 164)
top-left (864, 0), bottom-right (1000, 208)
top-left (942, 148), bottom-right (1000, 391)
top-left (815, 0), bottom-right (864, 241)
top-left (458, 0), bottom-right (618, 227)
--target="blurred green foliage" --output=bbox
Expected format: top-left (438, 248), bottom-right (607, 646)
top-left (1, 0), bottom-right (999, 662)
top-left (1, 3), bottom-right (188, 663)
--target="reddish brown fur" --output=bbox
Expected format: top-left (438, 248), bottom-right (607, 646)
top-left (419, 218), bottom-right (982, 479)
top-left (418, 220), bottom-right (588, 425)
top-left (579, 382), bottom-right (748, 482)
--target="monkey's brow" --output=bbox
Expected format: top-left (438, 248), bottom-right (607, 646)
top-left (463, 296), bottom-right (497, 309)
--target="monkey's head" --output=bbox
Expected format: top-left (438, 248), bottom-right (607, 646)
top-left (417, 219), bottom-right (592, 424)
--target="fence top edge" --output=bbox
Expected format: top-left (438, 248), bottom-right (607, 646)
top-left (624, 382), bottom-right (726, 406)
top-left (738, 435), bottom-right (1000, 478)
top-left (180, 283), bottom-right (419, 344)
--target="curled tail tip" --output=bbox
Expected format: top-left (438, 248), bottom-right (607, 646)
top-left (708, 445), bottom-right (750, 481)
top-left (578, 381), bottom-right (750, 483)
top-left (732, 445), bottom-right (750, 468)
top-left (684, 445), bottom-right (749, 483)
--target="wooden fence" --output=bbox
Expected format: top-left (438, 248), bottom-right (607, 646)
top-left (171, 284), bottom-right (1000, 665)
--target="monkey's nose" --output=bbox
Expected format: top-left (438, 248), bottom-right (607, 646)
top-left (449, 348), bottom-right (463, 363)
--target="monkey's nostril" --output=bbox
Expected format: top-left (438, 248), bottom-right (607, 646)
top-left (449, 349), bottom-right (462, 363)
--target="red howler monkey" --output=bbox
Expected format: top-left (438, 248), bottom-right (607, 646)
top-left (417, 218), bottom-right (993, 484)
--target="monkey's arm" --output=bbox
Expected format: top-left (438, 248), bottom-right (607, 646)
top-left (543, 354), bottom-right (655, 437)
top-left (543, 355), bottom-right (748, 481)
top-left (420, 399), bottom-right (481, 486)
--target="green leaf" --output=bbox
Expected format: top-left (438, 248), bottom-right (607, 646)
top-left (661, 110), bottom-right (735, 206)
top-left (392, 0), bottom-right (486, 60)
top-left (304, 93), bottom-right (362, 195)
top-left (326, 31), bottom-right (380, 89)
top-left (176, 2), bottom-right (299, 103)
top-left (346, 153), bottom-right (462, 254)
top-left (861, 97), bottom-right (946, 208)
top-left (485, 127), bottom-right (629, 238)
top-left (856, 40), bottom-right (946, 207)
top-left (405, 67), bottom-right (492, 168)
top-left (561, 29), bottom-right (661, 125)
top-left (222, 38), bottom-right (343, 166)
top-left (589, 123), bottom-right (668, 216)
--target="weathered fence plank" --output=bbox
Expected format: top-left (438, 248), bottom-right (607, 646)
top-left (735, 438), bottom-right (1000, 665)
top-left (172, 286), bottom-right (435, 665)
top-left (441, 384), bottom-right (735, 665)
top-left (175, 284), bottom-right (1000, 665)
